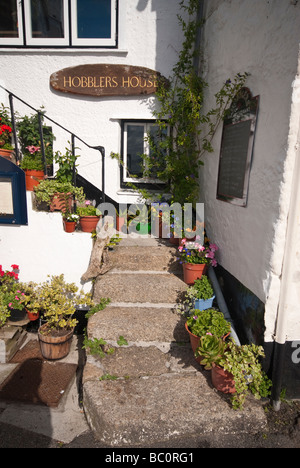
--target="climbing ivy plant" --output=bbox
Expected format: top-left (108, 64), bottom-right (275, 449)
top-left (125, 0), bottom-right (249, 206)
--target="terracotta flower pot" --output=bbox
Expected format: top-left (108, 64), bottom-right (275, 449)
top-left (25, 169), bottom-right (44, 191)
top-left (0, 148), bottom-right (14, 161)
top-left (50, 192), bottom-right (73, 212)
top-left (79, 215), bottom-right (100, 232)
top-left (182, 263), bottom-right (208, 285)
top-left (185, 322), bottom-right (203, 364)
top-left (211, 364), bottom-right (236, 394)
top-left (116, 215), bottom-right (125, 232)
top-left (27, 309), bottom-right (40, 321)
top-left (63, 220), bottom-right (76, 233)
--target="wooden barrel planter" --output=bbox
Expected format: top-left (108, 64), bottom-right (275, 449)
top-left (38, 323), bottom-right (74, 360)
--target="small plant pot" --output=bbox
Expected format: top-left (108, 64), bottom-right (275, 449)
top-left (116, 216), bottom-right (126, 232)
top-left (211, 364), bottom-right (236, 394)
top-left (63, 220), bottom-right (76, 233)
top-left (194, 295), bottom-right (215, 311)
top-left (25, 169), bottom-right (44, 191)
top-left (182, 263), bottom-right (208, 285)
top-left (38, 323), bottom-right (74, 360)
top-left (185, 322), bottom-right (203, 364)
top-left (27, 309), bottom-right (40, 321)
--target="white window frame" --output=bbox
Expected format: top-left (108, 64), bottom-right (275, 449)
top-left (71, 0), bottom-right (117, 47)
top-left (123, 121), bottom-right (168, 184)
top-left (0, 0), bottom-right (24, 46)
top-left (0, 0), bottom-right (118, 48)
top-left (24, 0), bottom-right (69, 46)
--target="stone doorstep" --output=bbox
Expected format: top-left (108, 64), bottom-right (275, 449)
top-left (83, 371), bottom-right (268, 447)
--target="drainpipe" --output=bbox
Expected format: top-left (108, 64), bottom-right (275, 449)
top-left (271, 84), bottom-right (300, 410)
top-left (208, 267), bottom-right (241, 346)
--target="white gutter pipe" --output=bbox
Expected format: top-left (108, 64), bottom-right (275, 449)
top-left (208, 267), bottom-right (241, 346)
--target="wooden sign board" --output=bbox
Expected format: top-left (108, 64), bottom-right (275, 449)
top-left (50, 64), bottom-right (166, 97)
top-left (217, 87), bottom-right (259, 207)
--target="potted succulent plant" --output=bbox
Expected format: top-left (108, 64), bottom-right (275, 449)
top-left (196, 335), bottom-right (272, 410)
top-left (178, 238), bottom-right (218, 285)
top-left (26, 274), bottom-right (94, 360)
top-left (77, 200), bottom-right (102, 232)
top-left (0, 104), bottom-right (14, 161)
top-left (185, 309), bottom-right (231, 364)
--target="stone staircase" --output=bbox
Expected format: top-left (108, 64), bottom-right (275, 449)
top-left (82, 236), bottom-right (267, 448)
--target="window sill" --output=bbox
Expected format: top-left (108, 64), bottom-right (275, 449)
top-left (0, 47), bottom-right (128, 55)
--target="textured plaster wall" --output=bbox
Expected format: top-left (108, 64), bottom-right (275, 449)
top-left (0, 0), bottom-right (183, 204)
top-left (200, 0), bottom-right (300, 341)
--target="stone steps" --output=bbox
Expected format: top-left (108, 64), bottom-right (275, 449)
top-left (82, 237), bottom-right (268, 447)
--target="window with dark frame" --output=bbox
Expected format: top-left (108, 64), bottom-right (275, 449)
top-left (0, 0), bottom-right (117, 47)
top-left (121, 120), bottom-right (169, 185)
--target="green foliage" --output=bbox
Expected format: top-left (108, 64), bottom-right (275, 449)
top-left (117, 335), bottom-right (128, 346)
top-left (17, 107), bottom-right (55, 168)
top-left (195, 334), bottom-right (227, 370)
top-left (186, 308), bottom-right (231, 338)
top-left (126, 0), bottom-right (249, 205)
top-left (192, 276), bottom-right (214, 300)
top-left (76, 203), bottom-right (101, 217)
top-left (26, 274), bottom-right (94, 331)
top-left (85, 298), bottom-right (111, 319)
top-left (82, 336), bottom-right (115, 358)
top-left (99, 374), bottom-right (118, 381)
top-left (54, 144), bottom-right (79, 184)
top-left (34, 179), bottom-right (85, 205)
top-left (209, 338), bottom-right (272, 410)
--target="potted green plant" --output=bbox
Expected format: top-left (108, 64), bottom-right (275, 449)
top-left (17, 109), bottom-right (55, 190)
top-left (0, 264), bottom-right (29, 322)
top-left (62, 211), bottom-right (80, 233)
top-left (184, 275), bottom-right (215, 311)
top-left (185, 309), bottom-right (231, 364)
top-left (178, 238), bottom-right (218, 285)
top-left (27, 274), bottom-right (94, 360)
top-left (77, 200), bottom-right (102, 232)
top-left (0, 104), bottom-right (14, 161)
top-left (202, 337), bottom-right (272, 410)
top-left (34, 179), bottom-right (85, 212)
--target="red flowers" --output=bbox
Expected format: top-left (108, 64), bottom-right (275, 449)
top-left (0, 264), bottom-right (19, 281)
top-left (0, 118), bottom-right (12, 146)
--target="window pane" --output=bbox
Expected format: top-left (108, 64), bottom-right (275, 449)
top-left (126, 125), bottom-right (144, 177)
top-left (77, 0), bottom-right (111, 39)
top-left (31, 0), bottom-right (64, 38)
top-left (0, 0), bottom-right (19, 38)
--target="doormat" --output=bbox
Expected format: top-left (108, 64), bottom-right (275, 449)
top-left (0, 341), bottom-right (77, 408)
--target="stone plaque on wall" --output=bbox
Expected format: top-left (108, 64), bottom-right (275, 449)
top-left (217, 87), bottom-right (259, 207)
top-left (50, 64), bottom-right (167, 97)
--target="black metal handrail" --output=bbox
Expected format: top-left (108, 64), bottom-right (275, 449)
top-left (0, 85), bottom-right (106, 201)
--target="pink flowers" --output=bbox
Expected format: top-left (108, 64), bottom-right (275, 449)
top-left (178, 238), bottom-right (219, 266)
top-left (26, 145), bottom-right (40, 154)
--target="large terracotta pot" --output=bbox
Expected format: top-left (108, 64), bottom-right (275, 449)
top-left (211, 364), bottom-right (236, 394)
top-left (79, 215), bottom-right (100, 232)
top-left (185, 322), bottom-right (203, 364)
top-left (50, 192), bottom-right (73, 212)
top-left (38, 323), bottom-right (74, 360)
top-left (182, 263), bottom-right (207, 285)
top-left (25, 169), bottom-right (44, 191)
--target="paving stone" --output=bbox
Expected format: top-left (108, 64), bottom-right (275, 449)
top-left (83, 372), bottom-right (267, 447)
top-left (93, 273), bottom-right (187, 304)
top-left (87, 306), bottom-right (189, 345)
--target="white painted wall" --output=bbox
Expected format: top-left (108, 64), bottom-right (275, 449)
top-left (0, 193), bottom-right (93, 291)
top-left (199, 0), bottom-right (300, 341)
top-left (0, 0), bottom-right (184, 204)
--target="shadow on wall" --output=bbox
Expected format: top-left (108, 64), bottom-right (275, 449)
top-left (215, 265), bottom-right (265, 346)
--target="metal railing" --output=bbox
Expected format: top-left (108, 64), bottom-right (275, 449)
top-left (0, 85), bottom-right (106, 202)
